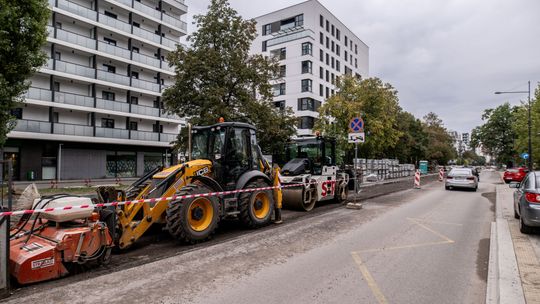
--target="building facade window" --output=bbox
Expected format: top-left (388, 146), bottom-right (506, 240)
top-left (336, 29), bottom-right (341, 40)
top-left (301, 42), bottom-right (313, 56)
top-left (271, 47), bottom-right (286, 60)
top-left (320, 15), bottom-right (324, 27)
top-left (336, 45), bottom-right (340, 56)
top-left (301, 60), bottom-right (312, 74)
top-left (279, 65), bottom-right (286, 77)
top-left (355, 58), bottom-right (358, 68)
top-left (262, 41), bottom-right (267, 52)
top-left (326, 87), bottom-right (330, 98)
top-left (274, 100), bottom-right (285, 110)
top-left (298, 98), bottom-right (320, 111)
top-left (102, 91), bottom-right (115, 101)
top-left (298, 116), bottom-right (315, 129)
top-left (10, 108), bottom-right (22, 119)
top-left (331, 25), bottom-right (335, 36)
top-left (102, 118), bottom-right (115, 128)
top-left (301, 79), bottom-right (312, 92)
top-left (320, 50), bottom-right (324, 62)
top-left (273, 83), bottom-right (286, 96)
top-left (263, 24), bottom-right (272, 35)
top-left (326, 37), bottom-right (329, 48)
top-left (326, 20), bottom-right (329, 32)
top-left (336, 60), bottom-right (341, 72)
top-left (130, 96), bottom-right (138, 104)
top-left (295, 14), bottom-right (304, 27)
top-left (319, 84), bottom-right (324, 97)
top-left (345, 50), bottom-right (348, 62)
top-left (345, 36), bottom-right (348, 46)
top-left (320, 32), bottom-right (324, 44)
top-left (331, 57), bottom-right (335, 69)
top-left (129, 121), bottom-right (138, 130)
top-left (331, 41), bottom-right (335, 52)
top-left (319, 66), bottom-right (324, 79)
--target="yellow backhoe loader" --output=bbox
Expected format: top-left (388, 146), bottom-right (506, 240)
top-left (98, 122), bottom-right (282, 249)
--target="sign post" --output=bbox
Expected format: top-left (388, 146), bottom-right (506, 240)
top-left (347, 117), bottom-right (365, 209)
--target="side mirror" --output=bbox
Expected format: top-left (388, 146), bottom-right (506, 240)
top-left (509, 182), bottom-right (520, 189)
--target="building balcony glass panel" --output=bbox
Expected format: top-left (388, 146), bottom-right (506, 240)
top-left (56, 28), bottom-right (96, 50)
top-left (132, 26), bottom-right (161, 44)
top-left (98, 41), bottom-right (131, 59)
top-left (162, 0), bottom-right (187, 13)
top-left (160, 133), bottom-right (177, 142)
top-left (267, 29), bottom-right (314, 48)
top-left (47, 25), bottom-right (54, 37)
top-left (161, 61), bottom-right (175, 72)
top-left (55, 91), bottom-right (94, 108)
top-left (96, 127), bottom-right (130, 139)
top-left (114, 0), bottom-right (132, 6)
top-left (162, 36), bottom-right (178, 48)
top-left (131, 130), bottom-right (159, 141)
top-left (162, 14), bottom-right (187, 31)
top-left (131, 78), bottom-right (160, 92)
top-left (53, 123), bottom-right (93, 137)
top-left (57, 0), bottom-right (97, 21)
top-left (13, 120), bottom-right (51, 134)
top-left (131, 104), bottom-right (160, 117)
top-left (100, 14), bottom-right (132, 33)
top-left (96, 98), bottom-right (130, 113)
top-left (133, 1), bottom-right (161, 19)
top-left (25, 87), bottom-right (52, 102)
top-left (161, 111), bottom-right (179, 120)
top-left (96, 70), bottom-right (130, 86)
top-left (44, 58), bottom-right (54, 69)
top-left (55, 60), bottom-right (96, 79)
top-left (132, 52), bottom-right (160, 68)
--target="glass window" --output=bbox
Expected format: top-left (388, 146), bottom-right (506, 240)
top-left (263, 24), bottom-right (272, 35)
top-left (345, 50), bottom-right (348, 62)
top-left (319, 67), bottom-right (323, 79)
top-left (301, 79), bottom-right (312, 92)
top-left (301, 42), bottom-right (312, 56)
top-left (336, 60), bottom-right (341, 72)
top-left (298, 116), bottom-right (315, 129)
top-left (336, 45), bottom-right (340, 56)
top-left (336, 29), bottom-right (341, 40)
top-left (331, 41), bottom-right (335, 52)
top-left (104, 37), bottom-right (116, 45)
top-left (326, 37), bottom-right (329, 48)
top-left (262, 41), bottom-right (267, 52)
top-left (279, 65), bottom-right (286, 77)
top-left (320, 50), bottom-right (324, 62)
top-left (320, 32), bottom-right (324, 44)
top-left (144, 152), bottom-right (163, 173)
top-left (274, 100), bottom-right (285, 110)
top-left (326, 20), bottom-right (329, 32)
top-left (106, 151), bottom-right (136, 178)
top-left (104, 11), bottom-right (117, 19)
top-left (129, 121), bottom-right (138, 130)
top-left (331, 25), bottom-right (335, 36)
top-left (10, 108), bottom-right (22, 119)
top-left (102, 118), bottom-right (115, 128)
top-left (319, 84), bottom-right (323, 97)
top-left (298, 98), bottom-right (316, 111)
top-left (270, 47), bottom-right (286, 60)
top-left (273, 83), bottom-right (286, 96)
top-left (130, 96), bottom-right (138, 105)
top-left (295, 14), bottom-right (304, 27)
top-left (320, 15), bottom-right (324, 27)
top-left (102, 91), bottom-right (115, 101)
top-left (301, 60), bottom-right (312, 74)
top-left (345, 36), bottom-right (348, 46)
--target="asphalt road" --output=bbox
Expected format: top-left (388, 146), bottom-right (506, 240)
top-left (4, 172), bottom-right (497, 304)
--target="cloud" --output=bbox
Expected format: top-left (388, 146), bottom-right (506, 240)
top-left (185, 0), bottom-right (540, 132)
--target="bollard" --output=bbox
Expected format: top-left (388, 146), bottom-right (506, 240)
top-left (438, 168), bottom-right (444, 182)
top-left (414, 170), bottom-right (421, 189)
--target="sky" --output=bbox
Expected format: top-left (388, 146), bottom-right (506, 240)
top-left (184, 0), bottom-right (540, 133)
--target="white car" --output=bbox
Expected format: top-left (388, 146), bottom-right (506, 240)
top-left (445, 168), bottom-right (479, 191)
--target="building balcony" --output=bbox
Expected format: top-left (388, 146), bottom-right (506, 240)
top-left (96, 69), bottom-right (130, 86)
top-left (57, 0), bottom-right (97, 21)
top-left (133, 1), bottom-right (161, 20)
top-left (162, 36), bottom-right (178, 49)
top-left (132, 52), bottom-right (160, 68)
top-left (13, 120), bottom-right (52, 134)
top-left (96, 127), bottom-right (130, 139)
top-left (132, 103), bottom-right (160, 117)
top-left (97, 41), bottom-right (131, 59)
top-left (132, 26), bottom-right (161, 44)
top-left (160, 133), bottom-right (176, 142)
top-left (99, 13), bottom-right (132, 34)
top-left (25, 87), bottom-right (52, 102)
top-left (131, 130), bottom-right (159, 141)
top-left (96, 98), bottom-right (130, 113)
top-left (162, 13), bottom-right (187, 31)
top-left (53, 122), bottom-right (94, 137)
top-left (55, 91), bottom-right (95, 108)
top-left (267, 29), bottom-right (315, 48)
top-left (162, 0), bottom-right (188, 14)
top-left (131, 78), bottom-right (160, 92)
top-left (54, 59), bottom-right (95, 79)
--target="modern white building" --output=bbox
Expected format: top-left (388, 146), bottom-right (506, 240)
top-left (250, 0), bottom-right (369, 136)
top-left (4, 0), bottom-right (187, 181)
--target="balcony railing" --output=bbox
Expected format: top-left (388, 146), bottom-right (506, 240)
top-left (97, 41), bottom-right (131, 59)
top-left (160, 133), bottom-right (177, 142)
top-left (132, 52), bottom-right (160, 68)
top-left (56, 28), bottom-right (96, 49)
top-left (162, 36), bottom-right (178, 49)
top-left (47, 25), bottom-right (54, 37)
top-left (96, 127), bottom-right (130, 139)
top-left (57, 0), bottom-right (97, 21)
top-left (96, 70), bottom-right (130, 86)
top-left (131, 130), bottom-right (159, 141)
top-left (162, 14), bottom-right (187, 31)
top-left (96, 98), bottom-right (130, 113)
top-left (161, 111), bottom-right (179, 120)
top-left (25, 87), bottom-right (52, 102)
top-left (132, 26), bottom-right (161, 44)
top-left (131, 78), bottom-right (160, 92)
top-left (131, 104), bottom-right (160, 117)
top-left (13, 120), bottom-right (51, 133)
top-left (53, 122), bottom-right (93, 137)
top-left (133, 1), bottom-right (161, 19)
top-left (99, 13), bottom-right (132, 33)
top-left (162, 0), bottom-right (188, 13)
top-left (267, 29), bottom-right (314, 48)
top-left (55, 91), bottom-right (94, 108)
top-left (55, 60), bottom-right (95, 79)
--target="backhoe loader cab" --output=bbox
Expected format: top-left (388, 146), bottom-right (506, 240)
top-left (102, 122), bottom-right (279, 249)
top-left (280, 136), bottom-right (349, 211)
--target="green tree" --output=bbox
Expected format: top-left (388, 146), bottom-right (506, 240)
top-left (423, 112), bottom-right (456, 165)
top-left (472, 103), bottom-right (517, 166)
top-left (162, 0), bottom-right (296, 155)
top-left (315, 76), bottom-right (402, 163)
top-left (512, 85), bottom-right (540, 168)
top-left (385, 111), bottom-right (428, 164)
top-left (0, 0), bottom-right (49, 147)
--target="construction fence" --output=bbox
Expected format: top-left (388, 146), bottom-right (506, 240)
top-left (346, 159), bottom-right (416, 184)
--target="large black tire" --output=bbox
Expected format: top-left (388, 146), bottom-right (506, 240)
top-left (239, 180), bottom-right (275, 228)
top-left (514, 208), bottom-right (520, 219)
top-left (519, 211), bottom-right (533, 234)
top-left (166, 182), bottom-right (220, 244)
top-left (334, 180), bottom-right (349, 203)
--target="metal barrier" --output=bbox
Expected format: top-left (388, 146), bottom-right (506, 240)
top-left (0, 160), bottom-right (13, 299)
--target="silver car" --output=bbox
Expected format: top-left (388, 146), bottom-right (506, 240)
top-left (445, 168), bottom-right (478, 191)
top-left (510, 172), bottom-right (540, 234)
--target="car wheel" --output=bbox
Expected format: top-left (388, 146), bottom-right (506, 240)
top-left (445, 186), bottom-right (450, 190)
top-left (514, 208), bottom-right (519, 219)
top-left (519, 211), bottom-right (533, 234)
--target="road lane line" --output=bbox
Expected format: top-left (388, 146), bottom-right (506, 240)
top-left (351, 252), bottom-right (388, 304)
top-left (407, 218), bottom-right (455, 243)
top-left (408, 218), bottom-right (463, 226)
top-left (357, 240), bottom-right (452, 253)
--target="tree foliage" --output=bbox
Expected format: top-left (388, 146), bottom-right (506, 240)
top-left (471, 103), bottom-right (517, 166)
top-left (422, 112), bottom-right (456, 165)
top-left (315, 76), bottom-right (402, 163)
top-left (162, 0), bottom-right (296, 154)
top-left (0, 0), bottom-right (49, 147)
top-left (512, 85), bottom-right (540, 167)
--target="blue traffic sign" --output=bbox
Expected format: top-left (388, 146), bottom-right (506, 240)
top-left (521, 152), bottom-right (529, 160)
top-left (349, 117), bottom-right (364, 133)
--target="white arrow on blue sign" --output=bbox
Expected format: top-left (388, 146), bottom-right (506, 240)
top-left (521, 153), bottom-right (529, 160)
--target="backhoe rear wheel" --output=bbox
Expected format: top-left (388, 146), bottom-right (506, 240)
top-left (166, 182), bottom-right (219, 244)
top-left (239, 180), bottom-right (275, 228)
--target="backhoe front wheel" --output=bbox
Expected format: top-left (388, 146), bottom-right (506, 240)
top-left (166, 182), bottom-right (220, 244)
top-left (239, 180), bottom-right (275, 228)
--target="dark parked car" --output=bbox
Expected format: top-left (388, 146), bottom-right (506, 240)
top-left (504, 167), bottom-right (528, 183)
top-left (510, 171), bottom-right (540, 233)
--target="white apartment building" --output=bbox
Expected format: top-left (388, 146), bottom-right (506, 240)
top-left (250, 0), bottom-right (369, 136)
top-left (4, 0), bottom-right (187, 181)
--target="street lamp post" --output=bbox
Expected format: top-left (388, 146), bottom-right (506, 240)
top-left (495, 81), bottom-right (532, 170)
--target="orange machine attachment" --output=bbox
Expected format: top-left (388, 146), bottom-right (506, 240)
top-left (9, 213), bottom-right (113, 285)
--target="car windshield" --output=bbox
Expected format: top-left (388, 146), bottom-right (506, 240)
top-left (191, 127), bottom-right (226, 161)
top-left (450, 169), bottom-right (472, 176)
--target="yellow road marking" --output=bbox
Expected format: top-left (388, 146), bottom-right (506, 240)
top-left (356, 240), bottom-right (452, 253)
top-left (351, 252), bottom-right (389, 304)
top-left (407, 218), bottom-right (455, 243)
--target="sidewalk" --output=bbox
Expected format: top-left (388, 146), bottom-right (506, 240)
top-left (488, 183), bottom-right (540, 303)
